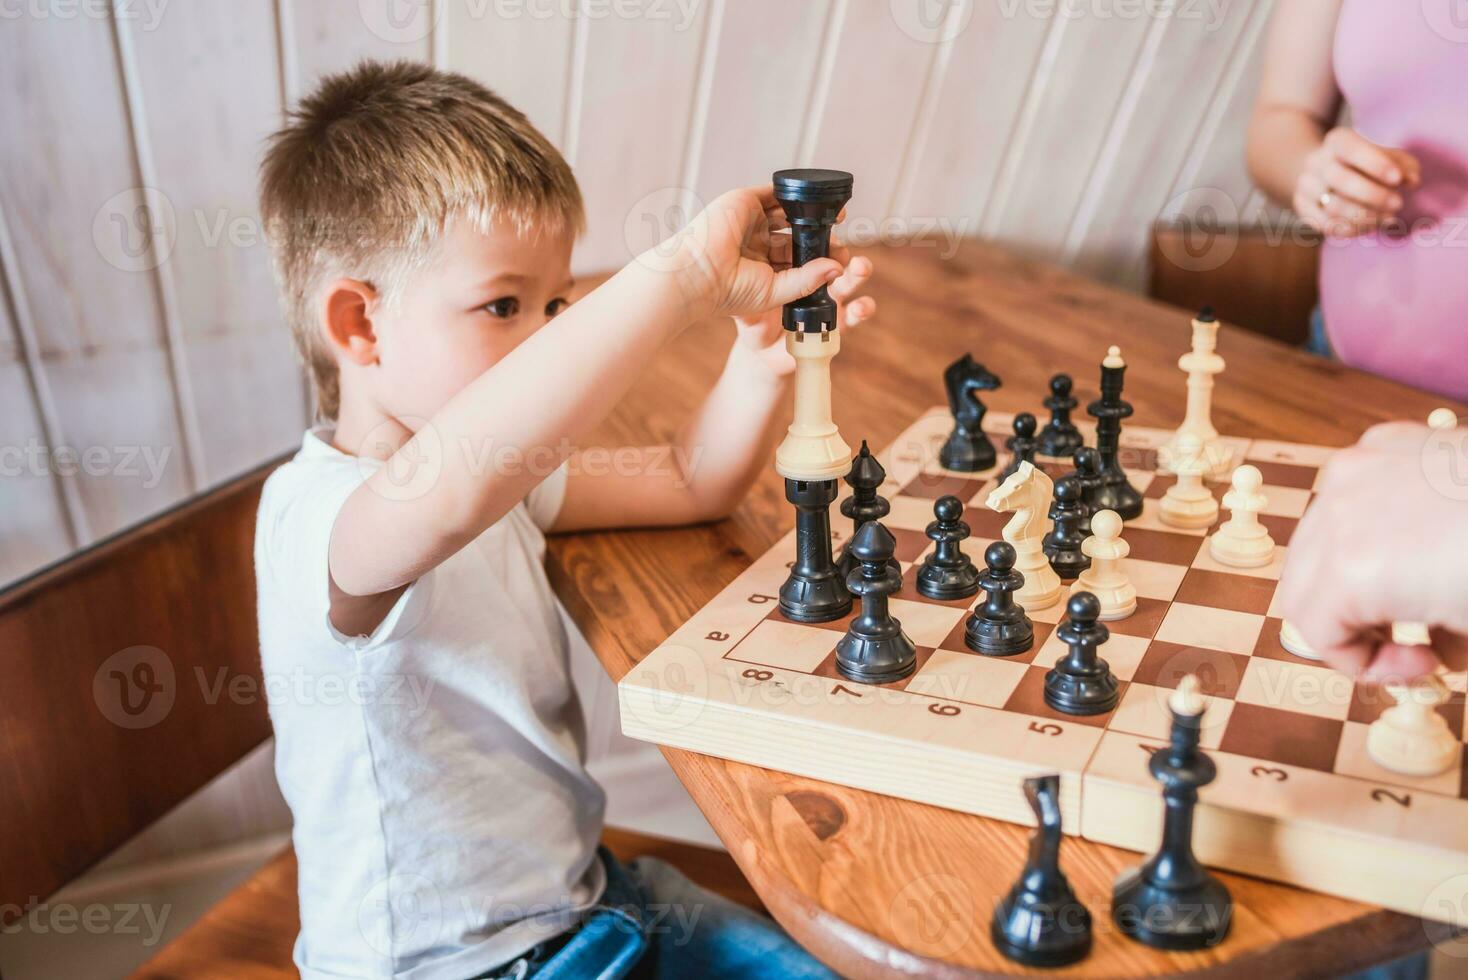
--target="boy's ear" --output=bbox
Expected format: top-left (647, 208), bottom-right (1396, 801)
top-left (321, 278), bottom-right (380, 366)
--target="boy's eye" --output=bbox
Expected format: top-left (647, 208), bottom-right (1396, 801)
top-left (481, 297), bottom-right (520, 318)
top-left (546, 298), bottom-right (569, 318)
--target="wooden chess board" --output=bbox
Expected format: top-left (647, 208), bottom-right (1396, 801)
top-left (618, 407), bottom-right (1468, 924)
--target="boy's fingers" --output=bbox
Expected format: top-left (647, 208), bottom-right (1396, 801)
top-left (843, 297), bottom-right (875, 326)
top-left (1361, 643), bottom-right (1445, 683)
top-left (766, 258), bottom-right (841, 308)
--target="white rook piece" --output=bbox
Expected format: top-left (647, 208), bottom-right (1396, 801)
top-left (1367, 675), bottom-right (1458, 777)
top-left (1071, 509), bottom-right (1137, 620)
top-left (1159, 433), bottom-right (1219, 529)
top-left (775, 329), bottom-right (853, 481)
top-left (1161, 309), bottom-right (1234, 480)
top-left (1209, 465), bottom-right (1275, 568)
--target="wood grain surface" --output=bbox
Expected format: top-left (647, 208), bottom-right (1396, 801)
top-left (548, 241), bottom-right (1465, 978)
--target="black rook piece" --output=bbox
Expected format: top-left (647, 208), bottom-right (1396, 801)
top-left (1043, 476), bottom-right (1091, 579)
top-left (836, 522), bottom-right (917, 684)
top-left (917, 496), bottom-right (980, 600)
top-left (1038, 373), bottom-right (1084, 458)
top-left (1112, 680), bottom-right (1233, 949)
top-left (991, 774), bottom-right (1093, 968)
top-left (1044, 592), bottom-right (1121, 715)
top-left (1086, 347), bottom-right (1143, 519)
top-left (1070, 447), bottom-right (1105, 535)
top-left (772, 169), bottom-right (853, 334)
top-left (779, 478), bottom-right (852, 623)
top-left (837, 442), bottom-right (894, 581)
top-left (939, 354), bottom-right (1003, 472)
top-left (999, 413), bottom-right (1040, 483)
top-left (964, 542), bottom-right (1034, 656)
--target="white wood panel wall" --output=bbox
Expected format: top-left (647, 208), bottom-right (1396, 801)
top-left (1, 0), bottom-right (1272, 587)
top-left (0, 0), bottom-right (1274, 873)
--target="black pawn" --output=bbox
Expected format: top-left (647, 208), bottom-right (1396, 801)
top-left (779, 478), bottom-right (852, 623)
top-left (1112, 684), bottom-right (1232, 949)
top-left (991, 774), bottom-right (1092, 968)
top-left (964, 542), bottom-right (1034, 656)
top-left (1070, 447), bottom-right (1105, 535)
top-left (1044, 592), bottom-right (1120, 715)
top-left (836, 522), bottom-right (917, 684)
top-left (837, 442), bottom-right (894, 581)
top-left (917, 496), bottom-right (980, 600)
top-left (998, 413), bottom-right (1040, 483)
top-left (1037, 373), bottom-right (1084, 458)
top-left (938, 354), bottom-right (1002, 472)
top-left (1042, 476), bottom-right (1091, 579)
top-left (1087, 350), bottom-right (1143, 520)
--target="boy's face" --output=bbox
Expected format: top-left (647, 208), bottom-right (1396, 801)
top-left (369, 216), bottom-right (575, 424)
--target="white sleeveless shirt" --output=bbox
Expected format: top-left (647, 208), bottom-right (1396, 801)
top-left (254, 430), bottom-right (606, 979)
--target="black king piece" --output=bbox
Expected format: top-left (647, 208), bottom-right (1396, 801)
top-left (773, 169), bottom-right (856, 623)
top-left (1086, 345), bottom-right (1143, 519)
top-left (1112, 674), bottom-right (1232, 950)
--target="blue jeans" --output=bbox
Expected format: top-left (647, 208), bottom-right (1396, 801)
top-left (481, 848), bottom-right (837, 979)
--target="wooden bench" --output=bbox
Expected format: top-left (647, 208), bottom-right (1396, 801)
top-left (0, 462), bottom-right (762, 979)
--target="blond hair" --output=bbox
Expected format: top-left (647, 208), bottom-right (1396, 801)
top-left (259, 61), bottom-right (584, 419)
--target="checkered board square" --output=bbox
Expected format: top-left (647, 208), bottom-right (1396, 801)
top-left (619, 407), bottom-right (1468, 922)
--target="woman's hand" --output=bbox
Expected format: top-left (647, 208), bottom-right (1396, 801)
top-left (1294, 127), bottom-right (1421, 238)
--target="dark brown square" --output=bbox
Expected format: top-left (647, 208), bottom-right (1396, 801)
top-left (1002, 665), bottom-right (1124, 729)
top-left (1348, 683), bottom-right (1466, 739)
top-left (1251, 460), bottom-right (1319, 490)
top-left (1144, 474), bottom-right (1227, 502)
top-left (937, 615), bottom-right (1053, 663)
top-left (1259, 513), bottom-right (1300, 547)
top-left (765, 604), bottom-right (857, 635)
top-left (812, 645), bottom-right (937, 692)
top-left (1219, 702), bottom-right (1343, 773)
top-left (1132, 641), bottom-right (1249, 698)
top-left (963, 504), bottom-right (1010, 540)
top-left (901, 472), bottom-right (991, 502)
top-left (1254, 618), bottom-right (1309, 663)
top-left (1104, 597), bottom-right (1170, 640)
top-left (1174, 568), bottom-right (1277, 616)
top-left (1124, 527), bottom-right (1206, 566)
top-left (891, 527), bottom-right (934, 564)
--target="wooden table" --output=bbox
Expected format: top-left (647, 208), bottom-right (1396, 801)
top-left (548, 241), bottom-right (1465, 978)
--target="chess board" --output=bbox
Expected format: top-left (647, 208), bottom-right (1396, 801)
top-left (618, 407), bottom-right (1468, 924)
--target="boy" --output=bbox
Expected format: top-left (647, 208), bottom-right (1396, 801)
top-left (255, 61), bottom-right (871, 979)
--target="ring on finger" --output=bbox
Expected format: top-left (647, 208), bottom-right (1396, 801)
top-left (1318, 189), bottom-right (1334, 210)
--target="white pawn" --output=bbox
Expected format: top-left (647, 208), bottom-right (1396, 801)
top-left (1209, 465), bottom-right (1275, 568)
top-left (1071, 509), bottom-right (1137, 621)
top-left (1159, 433), bottom-right (1218, 529)
top-left (1278, 619), bottom-right (1322, 661)
top-left (1367, 674), bottom-right (1458, 777)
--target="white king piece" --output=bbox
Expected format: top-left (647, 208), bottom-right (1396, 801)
top-left (773, 169), bottom-right (855, 482)
top-left (1161, 307), bottom-right (1233, 481)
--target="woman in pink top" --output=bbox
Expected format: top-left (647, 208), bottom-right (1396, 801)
top-left (1247, 0), bottom-right (1468, 402)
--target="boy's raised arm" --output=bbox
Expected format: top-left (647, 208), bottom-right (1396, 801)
top-left (326, 189), bottom-right (843, 626)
